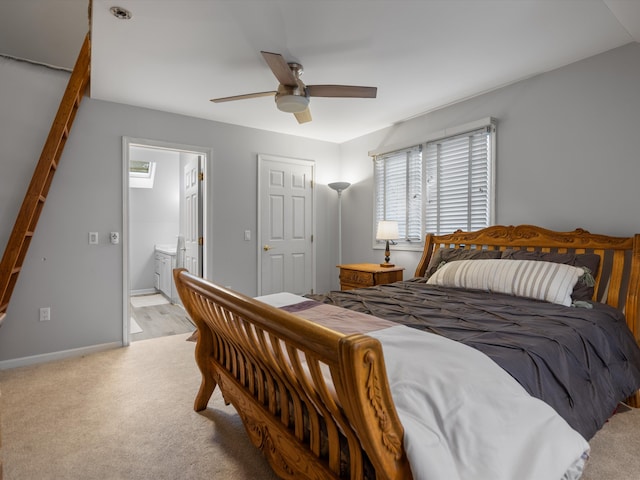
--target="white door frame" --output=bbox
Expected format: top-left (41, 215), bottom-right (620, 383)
top-left (122, 136), bottom-right (212, 346)
top-left (257, 154), bottom-right (316, 295)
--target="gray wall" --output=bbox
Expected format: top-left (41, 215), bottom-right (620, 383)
top-left (0, 57), bottom-right (341, 363)
top-left (339, 42), bottom-right (640, 275)
top-left (2, 41), bottom-right (639, 364)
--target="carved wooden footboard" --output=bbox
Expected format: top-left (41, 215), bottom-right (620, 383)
top-left (173, 268), bottom-right (412, 480)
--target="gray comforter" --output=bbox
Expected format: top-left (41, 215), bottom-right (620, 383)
top-left (311, 279), bottom-right (640, 439)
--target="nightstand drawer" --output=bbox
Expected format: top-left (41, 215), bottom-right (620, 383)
top-left (337, 263), bottom-right (405, 291)
top-left (340, 270), bottom-right (374, 287)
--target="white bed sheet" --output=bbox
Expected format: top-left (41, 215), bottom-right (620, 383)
top-left (370, 325), bottom-right (588, 480)
top-left (256, 293), bottom-right (590, 480)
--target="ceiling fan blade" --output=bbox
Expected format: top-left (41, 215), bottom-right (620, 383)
top-left (294, 108), bottom-right (312, 124)
top-left (306, 85), bottom-right (377, 98)
top-left (211, 91), bottom-right (276, 103)
top-left (261, 51), bottom-right (298, 87)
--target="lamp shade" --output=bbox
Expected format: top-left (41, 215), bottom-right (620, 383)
top-left (328, 181), bottom-right (351, 193)
top-left (376, 220), bottom-right (399, 240)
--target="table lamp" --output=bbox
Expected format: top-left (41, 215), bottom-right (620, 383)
top-left (376, 220), bottom-right (399, 267)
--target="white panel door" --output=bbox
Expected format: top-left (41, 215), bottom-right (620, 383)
top-left (259, 156), bottom-right (314, 295)
top-left (183, 155), bottom-right (202, 276)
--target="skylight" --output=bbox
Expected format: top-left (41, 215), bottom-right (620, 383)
top-left (129, 160), bottom-right (156, 188)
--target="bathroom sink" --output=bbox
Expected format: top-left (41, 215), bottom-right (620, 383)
top-left (155, 244), bottom-right (177, 255)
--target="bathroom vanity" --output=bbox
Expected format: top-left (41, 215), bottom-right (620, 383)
top-left (154, 245), bottom-right (177, 303)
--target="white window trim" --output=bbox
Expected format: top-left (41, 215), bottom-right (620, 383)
top-left (369, 117), bottom-right (497, 157)
top-left (372, 118), bottom-right (496, 251)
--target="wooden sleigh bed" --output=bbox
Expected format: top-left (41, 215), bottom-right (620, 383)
top-left (173, 225), bottom-right (640, 480)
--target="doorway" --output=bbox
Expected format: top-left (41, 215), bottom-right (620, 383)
top-left (122, 137), bottom-right (211, 346)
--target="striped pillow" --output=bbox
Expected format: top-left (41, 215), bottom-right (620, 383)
top-left (426, 259), bottom-right (584, 306)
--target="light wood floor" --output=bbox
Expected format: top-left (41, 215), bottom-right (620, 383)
top-left (130, 299), bottom-right (195, 342)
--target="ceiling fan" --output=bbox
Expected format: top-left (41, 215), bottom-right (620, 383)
top-left (211, 51), bottom-right (377, 124)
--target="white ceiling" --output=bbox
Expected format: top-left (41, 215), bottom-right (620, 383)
top-left (1, 0), bottom-right (640, 143)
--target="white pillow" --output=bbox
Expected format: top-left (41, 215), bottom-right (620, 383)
top-left (426, 259), bottom-right (584, 306)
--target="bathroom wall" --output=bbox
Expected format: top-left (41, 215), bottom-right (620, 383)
top-left (129, 146), bottom-right (180, 293)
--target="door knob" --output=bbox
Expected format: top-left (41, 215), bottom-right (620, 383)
top-left (263, 245), bottom-right (272, 251)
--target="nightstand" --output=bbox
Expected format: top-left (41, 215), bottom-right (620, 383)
top-left (337, 263), bottom-right (405, 291)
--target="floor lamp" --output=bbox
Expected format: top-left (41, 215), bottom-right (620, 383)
top-left (328, 182), bottom-right (350, 265)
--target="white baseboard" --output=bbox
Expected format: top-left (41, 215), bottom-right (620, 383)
top-left (0, 341), bottom-right (122, 370)
top-left (130, 288), bottom-right (157, 296)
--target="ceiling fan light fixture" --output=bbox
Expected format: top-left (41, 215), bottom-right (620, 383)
top-left (276, 94), bottom-right (309, 113)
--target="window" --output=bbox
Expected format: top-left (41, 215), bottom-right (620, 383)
top-left (374, 145), bottom-right (423, 243)
top-left (129, 160), bottom-right (156, 189)
top-left (374, 119), bottom-right (495, 247)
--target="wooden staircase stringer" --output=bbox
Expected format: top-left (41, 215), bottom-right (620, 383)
top-left (0, 33), bottom-right (91, 325)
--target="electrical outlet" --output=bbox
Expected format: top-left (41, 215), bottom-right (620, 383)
top-left (110, 232), bottom-right (120, 244)
top-left (39, 307), bottom-right (50, 321)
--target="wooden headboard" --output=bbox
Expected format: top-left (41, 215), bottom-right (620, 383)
top-left (415, 225), bottom-right (640, 342)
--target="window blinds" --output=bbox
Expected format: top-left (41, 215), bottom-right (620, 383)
top-left (374, 145), bottom-right (422, 242)
top-left (425, 127), bottom-right (491, 234)
top-left (374, 123), bottom-right (493, 244)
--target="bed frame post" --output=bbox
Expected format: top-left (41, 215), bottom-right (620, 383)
top-left (414, 233), bottom-right (435, 277)
top-left (626, 234), bottom-right (640, 344)
top-left (624, 235), bottom-right (640, 407)
top-left (334, 334), bottom-right (413, 480)
top-left (173, 268), bottom-right (218, 411)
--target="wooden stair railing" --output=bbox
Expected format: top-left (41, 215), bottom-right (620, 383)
top-left (0, 33), bottom-right (91, 326)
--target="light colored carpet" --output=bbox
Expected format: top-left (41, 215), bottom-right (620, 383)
top-left (582, 403), bottom-right (640, 479)
top-left (0, 333), bottom-right (278, 480)
top-left (130, 293), bottom-right (169, 308)
top-left (129, 317), bottom-right (143, 334)
top-left (0, 332), bottom-right (638, 479)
